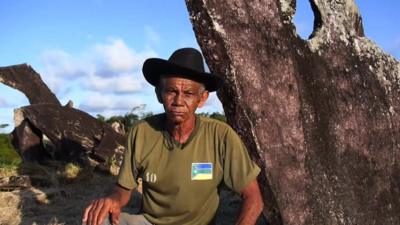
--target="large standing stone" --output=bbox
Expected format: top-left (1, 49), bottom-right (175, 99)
top-left (186, 0), bottom-right (400, 224)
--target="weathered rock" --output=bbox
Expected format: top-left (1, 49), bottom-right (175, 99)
top-left (186, 0), bottom-right (400, 224)
top-left (0, 175), bottom-right (32, 191)
top-left (10, 118), bottom-right (49, 162)
top-left (1, 64), bottom-right (127, 172)
top-left (0, 64), bottom-right (60, 105)
top-left (13, 104), bottom-right (126, 168)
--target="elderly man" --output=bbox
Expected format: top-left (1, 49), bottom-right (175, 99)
top-left (82, 48), bottom-right (264, 225)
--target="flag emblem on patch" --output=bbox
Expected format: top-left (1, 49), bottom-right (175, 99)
top-left (191, 163), bottom-right (213, 180)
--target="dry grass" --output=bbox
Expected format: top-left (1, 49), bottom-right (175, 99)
top-left (62, 163), bottom-right (81, 180)
top-left (0, 161), bottom-right (19, 178)
top-left (0, 161), bottom-right (142, 225)
top-left (0, 167), bottom-right (18, 178)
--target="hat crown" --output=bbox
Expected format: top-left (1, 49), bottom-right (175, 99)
top-left (168, 48), bottom-right (205, 74)
top-left (142, 47), bottom-right (223, 92)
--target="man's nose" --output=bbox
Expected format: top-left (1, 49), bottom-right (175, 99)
top-left (173, 92), bottom-right (184, 105)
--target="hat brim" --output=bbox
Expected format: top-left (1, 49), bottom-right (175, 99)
top-left (142, 58), bottom-right (223, 92)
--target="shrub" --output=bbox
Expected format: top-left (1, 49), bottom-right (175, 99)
top-left (0, 134), bottom-right (21, 166)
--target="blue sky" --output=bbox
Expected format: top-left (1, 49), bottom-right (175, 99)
top-left (0, 0), bottom-right (399, 133)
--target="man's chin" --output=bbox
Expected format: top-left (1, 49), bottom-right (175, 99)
top-left (166, 114), bottom-right (185, 124)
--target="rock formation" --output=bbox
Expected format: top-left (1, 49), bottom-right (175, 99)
top-left (186, 0), bottom-right (400, 224)
top-left (0, 64), bottom-right (126, 173)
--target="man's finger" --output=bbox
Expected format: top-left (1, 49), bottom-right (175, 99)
top-left (82, 201), bottom-right (94, 224)
top-left (111, 207), bottom-right (121, 225)
top-left (88, 200), bottom-right (101, 225)
top-left (97, 199), bottom-right (112, 225)
top-left (93, 199), bottom-right (105, 225)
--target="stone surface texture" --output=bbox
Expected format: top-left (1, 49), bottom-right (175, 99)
top-left (186, 0), bottom-right (400, 224)
top-left (0, 64), bottom-right (126, 173)
top-left (0, 64), bottom-right (60, 105)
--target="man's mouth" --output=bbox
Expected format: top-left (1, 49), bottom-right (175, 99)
top-left (169, 111), bottom-right (185, 116)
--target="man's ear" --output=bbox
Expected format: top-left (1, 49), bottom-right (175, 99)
top-left (197, 91), bottom-right (209, 108)
top-left (155, 87), bottom-right (163, 103)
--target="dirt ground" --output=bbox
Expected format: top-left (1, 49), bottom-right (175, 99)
top-left (0, 163), bottom-right (266, 225)
top-left (0, 164), bottom-right (120, 225)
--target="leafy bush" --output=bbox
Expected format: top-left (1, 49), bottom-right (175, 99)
top-left (97, 112), bottom-right (153, 133)
top-left (0, 133), bottom-right (21, 165)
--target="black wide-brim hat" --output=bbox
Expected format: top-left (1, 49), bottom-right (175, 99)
top-left (142, 48), bottom-right (224, 92)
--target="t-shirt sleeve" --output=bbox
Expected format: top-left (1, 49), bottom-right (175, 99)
top-left (222, 127), bottom-right (261, 193)
top-left (117, 126), bottom-right (138, 190)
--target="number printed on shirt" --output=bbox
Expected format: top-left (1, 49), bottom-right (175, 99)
top-left (146, 172), bottom-right (157, 183)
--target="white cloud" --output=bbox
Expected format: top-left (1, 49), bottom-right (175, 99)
top-left (36, 37), bottom-right (161, 118)
top-left (41, 50), bottom-right (91, 78)
top-left (93, 38), bottom-right (157, 76)
top-left (84, 73), bottom-right (144, 94)
top-left (79, 92), bottom-right (143, 113)
top-left (40, 50), bottom-right (91, 94)
top-left (39, 37), bottom-right (157, 96)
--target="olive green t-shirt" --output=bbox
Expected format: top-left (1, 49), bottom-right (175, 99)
top-left (118, 114), bottom-right (260, 225)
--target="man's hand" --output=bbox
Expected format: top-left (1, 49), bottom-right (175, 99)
top-left (82, 196), bottom-right (121, 225)
top-left (82, 185), bottom-right (132, 225)
top-left (236, 179), bottom-right (264, 225)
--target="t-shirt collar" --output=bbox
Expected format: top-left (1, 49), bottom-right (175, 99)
top-left (161, 113), bottom-right (200, 149)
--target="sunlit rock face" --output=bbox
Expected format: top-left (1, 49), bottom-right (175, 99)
top-left (186, 0), bottom-right (400, 224)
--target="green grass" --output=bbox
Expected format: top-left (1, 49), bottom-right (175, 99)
top-left (0, 133), bottom-right (21, 175)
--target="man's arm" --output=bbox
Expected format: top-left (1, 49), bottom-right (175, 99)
top-left (82, 185), bottom-right (132, 225)
top-left (236, 179), bottom-right (264, 225)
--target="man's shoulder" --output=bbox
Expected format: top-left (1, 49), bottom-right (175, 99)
top-left (198, 115), bottom-right (233, 135)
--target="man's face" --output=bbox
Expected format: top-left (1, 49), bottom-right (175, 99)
top-left (157, 76), bottom-right (209, 124)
